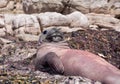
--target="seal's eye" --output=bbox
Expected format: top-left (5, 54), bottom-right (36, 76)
top-left (43, 30), bottom-right (47, 34)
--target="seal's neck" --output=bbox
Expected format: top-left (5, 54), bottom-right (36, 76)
top-left (39, 41), bottom-right (70, 49)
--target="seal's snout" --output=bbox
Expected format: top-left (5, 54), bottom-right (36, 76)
top-left (39, 28), bottom-right (64, 43)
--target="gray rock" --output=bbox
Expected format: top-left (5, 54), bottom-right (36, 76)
top-left (4, 14), bottom-right (15, 35)
top-left (37, 11), bottom-right (89, 28)
top-left (0, 38), bottom-right (13, 44)
top-left (22, 0), bottom-right (120, 16)
top-left (86, 13), bottom-right (120, 32)
top-left (66, 11), bottom-right (89, 27)
top-left (12, 14), bottom-right (40, 35)
top-left (110, 1), bottom-right (120, 15)
top-left (37, 12), bottom-right (69, 27)
top-left (6, 1), bottom-right (14, 10)
top-left (62, 0), bottom-right (90, 14)
top-left (0, 14), bottom-right (5, 28)
top-left (8, 48), bottom-right (36, 62)
top-left (0, 0), bottom-right (9, 8)
top-left (16, 34), bottom-right (39, 41)
top-left (0, 28), bottom-right (6, 36)
top-left (90, 0), bottom-right (108, 13)
top-left (22, 0), bottom-right (64, 14)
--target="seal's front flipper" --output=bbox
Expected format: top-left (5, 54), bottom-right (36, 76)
top-left (44, 52), bottom-right (64, 75)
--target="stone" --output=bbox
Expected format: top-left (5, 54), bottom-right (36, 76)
top-left (86, 13), bottom-right (120, 31)
top-left (62, 0), bottom-right (90, 14)
top-left (110, 2), bottom-right (120, 15)
top-left (90, 0), bottom-right (108, 13)
top-left (4, 14), bottom-right (15, 35)
top-left (22, 0), bottom-right (64, 14)
top-left (0, 0), bottom-right (9, 8)
top-left (37, 12), bottom-right (69, 27)
top-left (0, 38), bottom-right (13, 44)
top-left (0, 20), bottom-right (4, 28)
top-left (12, 14), bottom-right (40, 35)
top-left (67, 11), bottom-right (89, 27)
top-left (0, 14), bottom-right (5, 28)
top-left (14, 27), bottom-right (25, 35)
top-left (4, 14), bottom-right (15, 24)
top-left (6, 1), bottom-right (14, 10)
top-left (16, 33), bottom-right (39, 41)
top-left (8, 48), bottom-right (36, 62)
top-left (37, 11), bottom-right (89, 28)
top-left (5, 25), bottom-right (14, 35)
top-left (0, 28), bottom-right (6, 36)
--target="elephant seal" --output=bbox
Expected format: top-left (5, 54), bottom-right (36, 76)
top-left (34, 28), bottom-right (120, 84)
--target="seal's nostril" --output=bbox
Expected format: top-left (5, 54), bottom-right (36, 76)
top-left (43, 30), bottom-right (47, 34)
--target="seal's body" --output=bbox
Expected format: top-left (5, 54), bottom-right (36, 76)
top-left (34, 28), bottom-right (120, 84)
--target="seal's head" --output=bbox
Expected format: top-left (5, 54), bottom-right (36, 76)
top-left (39, 28), bottom-right (64, 44)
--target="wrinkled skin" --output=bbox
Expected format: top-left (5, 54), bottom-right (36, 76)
top-left (34, 28), bottom-right (120, 84)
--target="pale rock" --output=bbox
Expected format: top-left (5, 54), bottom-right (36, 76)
top-left (0, 20), bottom-right (4, 28)
top-left (60, 27), bottom-right (84, 33)
top-left (13, 14), bottom-right (40, 35)
top-left (13, 14), bottom-right (30, 29)
top-left (16, 2), bottom-right (23, 10)
top-left (37, 12), bottom-right (69, 27)
top-left (67, 11), bottom-right (89, 27)
top-left (5, 25), bottom-right (14, 35)
top-left (110, 2), bottom-right (120, 15)
top-left (15, 26), bottom-right (40, 35)
top-left (90, 0), bottom-right (108, 13)
top-left (4, 14), bottom-right (15, 35)
top-left (89, 25), bottom-right (99, 30)
top-left (0, 64), bottom-right (9, 70)
top-left (87, 13), bottom-right (120, 32)
top-left (0, 28), bottom-right (6, 36)
top-left (61, 0), bottom-right (90, 14)
top-left (90, 0), bottom-right (108, 9)
top-left (24, 26), bottom-right (40, 35)
top-left (114, 26), bottom-right (120, 32)
top-left (14, 27), bottom-right (26, 35)
top-left (0, 38), bottom-right (13, 44)
top-left (0, 14), bottom-right (5, 28)
top-left (9, 48), bottom-right (36, 62)
top-left (38, 11), bottom-right (89, 28)
top-left (22, 0), bottom-right (64, 14)
top-left (0, 0), bottom-right (9, 8)
top-left (6, 1), bottom-right (14, 10)
top-left (0, 0), bottom-right (23, 14)
top-left (4, 14), bottom-right (15, 24)
top-left (16, 33), bottom-right (39, 41)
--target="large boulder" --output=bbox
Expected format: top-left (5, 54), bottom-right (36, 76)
top-left (0, 0), bottom-right (23, 14)
top-left (66, 11), bottom-right (89, 27)
top-left (22, 0), bottom-right (120, 16)
top-left (0, 0), bottom-right (9, 8)
top-left (12, 14), bottom-right (41, 35)
top-left (0, 14), bottom-right (14, 36)
top-left (86, 13), bottom-right (120, 32)
top-left (37, 11), bottom-right (89, 28)
top-left (22, 0), bottom-right (64, 14)
top-left (4, 14), bottom-right (15, 35)
top-left (16, 34), bottom-right (39, 41)
top-left (37, 12), bottom-right (69, 27)
top-left (109, 1), bottom-right (120, 16)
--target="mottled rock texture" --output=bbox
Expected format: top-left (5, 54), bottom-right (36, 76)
top-left (0, 11), bottom-right (90, 40)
